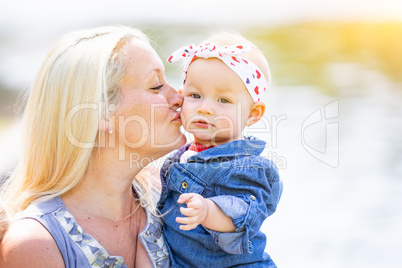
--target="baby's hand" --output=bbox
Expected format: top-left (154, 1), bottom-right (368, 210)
top-left (176, 193), bottom-right (208, 231)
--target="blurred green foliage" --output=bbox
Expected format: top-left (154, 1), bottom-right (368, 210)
top-left (148, 22), bottom-right (402, 95)
top-left (1, 21), bottom-right (401, 116)
top-left (247, 22), bottom-right (402, 93)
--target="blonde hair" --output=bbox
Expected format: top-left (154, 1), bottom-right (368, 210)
top-left (202, 32), bottom-right (272, 86)
top-left (0, 25), bottom-right (158, 235)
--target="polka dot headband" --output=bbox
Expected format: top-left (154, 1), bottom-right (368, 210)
top-left (168, 43), bottom-right (268, 102)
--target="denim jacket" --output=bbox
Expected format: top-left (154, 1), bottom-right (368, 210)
top-left (158, 137), bottom-right (283, 268)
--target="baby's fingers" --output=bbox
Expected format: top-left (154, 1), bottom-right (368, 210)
top-left (176, 215), bottom-right (199, 226)
top-left (186, 197), bottom-right (203, 209)
top-left (177, 193), bottom-right (195, 204)
top-left (179, 223), bottom-right (199, 231)
top-left (176, 216), bottom-right (199, 231)
top-left (180, 207), bottom-right (197, 217)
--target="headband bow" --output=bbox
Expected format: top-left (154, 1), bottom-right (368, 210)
top-left (168, 43), bottom-right (267, 102)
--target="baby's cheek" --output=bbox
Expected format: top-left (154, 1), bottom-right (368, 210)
top-left (180, 106), bottom-right (192, 121)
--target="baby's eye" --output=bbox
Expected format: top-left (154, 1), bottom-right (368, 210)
top-left (191, 93), bottom-right (201, 99)
top-left (218, 98), bottom-right (230, 103)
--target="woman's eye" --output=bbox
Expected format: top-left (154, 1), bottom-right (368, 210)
top-left (150, 84), bottom-right (163, 91)
top-left (191, 93), bottom-right (201, 99)
top-left (218, 98), bottom-right (230, 103)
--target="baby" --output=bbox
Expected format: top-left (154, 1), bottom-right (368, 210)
top-left (157, 33), bottom-right (283, 267)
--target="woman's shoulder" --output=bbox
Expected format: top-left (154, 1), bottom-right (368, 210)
top-left (0, 218), bottom-right (65, 267)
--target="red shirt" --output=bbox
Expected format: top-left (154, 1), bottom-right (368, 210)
top-left (188, 142), bottom-right (215, 152)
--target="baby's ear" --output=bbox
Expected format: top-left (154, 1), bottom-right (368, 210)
top-left (246, 102), bottom-right (266, 126)
top-left (178, 88), bottom-right (183, 95)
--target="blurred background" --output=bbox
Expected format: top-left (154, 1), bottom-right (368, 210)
top-left (1, 0), bottom-right (401, 267)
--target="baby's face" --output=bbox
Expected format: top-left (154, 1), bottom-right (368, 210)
top-left (181, 58), bottom-right (254, 146)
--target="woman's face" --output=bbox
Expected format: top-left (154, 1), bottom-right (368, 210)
top-left (113, 40), bottom-right (186, 161)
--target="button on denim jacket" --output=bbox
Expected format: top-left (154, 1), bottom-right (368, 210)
top-left (158, 137), bottom-right (283, 268)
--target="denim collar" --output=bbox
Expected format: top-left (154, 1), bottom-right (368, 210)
top-left (189, 138), bottom-right (266, 162)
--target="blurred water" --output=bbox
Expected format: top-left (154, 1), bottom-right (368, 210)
top-left (259, 66), bottom-right (402, 268)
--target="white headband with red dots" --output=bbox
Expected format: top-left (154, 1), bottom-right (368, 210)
top-left (168, 43), bottom-right (268, 102)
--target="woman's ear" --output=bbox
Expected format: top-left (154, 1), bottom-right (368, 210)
top-left (246, 102), bottom-right (266, 126)
top-left (99, 118), bottom-right (113, 134)
top-left (97, 117), bottom-right (116, 148)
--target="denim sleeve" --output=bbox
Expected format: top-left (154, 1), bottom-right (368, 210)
top-left (204, 160), bottom-right (283, 254)
top-left (203, 195), bottom-right (248, 254)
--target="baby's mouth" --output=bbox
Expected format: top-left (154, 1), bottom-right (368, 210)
top-left (192, 119), bottom-right (213, 128)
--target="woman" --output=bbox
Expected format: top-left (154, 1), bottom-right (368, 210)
top-left (0, 25), bottom-right (186, 267)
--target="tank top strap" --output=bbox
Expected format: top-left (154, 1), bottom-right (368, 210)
top-left (23, 196), bottom-right (127, 268)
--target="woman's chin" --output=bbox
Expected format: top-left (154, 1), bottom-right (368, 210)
top-left (157, 132), bottom-right (187, 156)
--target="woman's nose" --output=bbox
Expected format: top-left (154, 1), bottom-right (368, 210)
top-left (166, 84), bottom-right (183, 110)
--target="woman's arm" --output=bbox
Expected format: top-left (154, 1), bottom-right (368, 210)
top-left (0, 219), bottom-right (65, 268)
